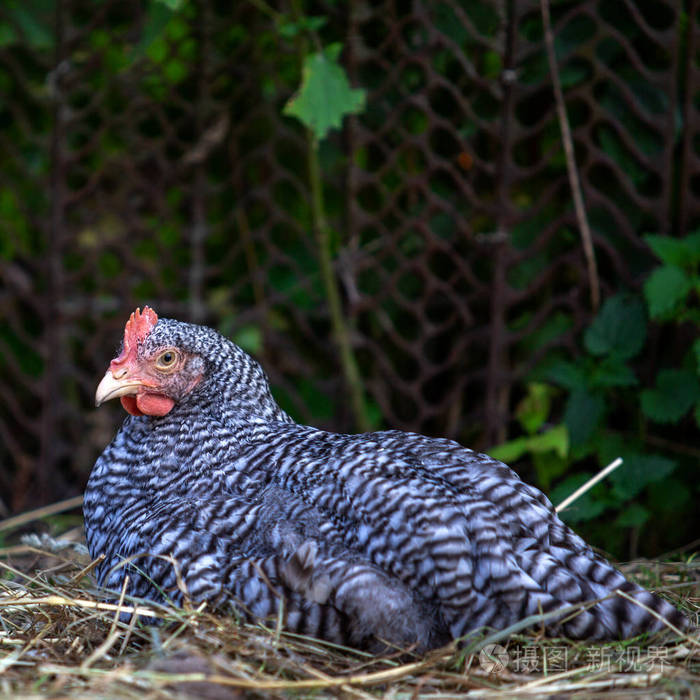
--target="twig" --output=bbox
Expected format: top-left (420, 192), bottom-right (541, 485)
top-left (41, 658), bottom-right (430, 690)
top-left (0, 593), bottom-right (160, 619)
top-left (162, 601), bottom-right (208, 651)
top-left (69, 554), bottom-right (106, 584)
top-left (118, 603), bottom-right (139, 656)
top-left (540, 0), bottom-right (599, 310)
top-left (555, 457), bottom-right (623, 513)
top-left (0, 495), bottom-right (84, 533)
top-left (0, 616), bottom-right (53, 673)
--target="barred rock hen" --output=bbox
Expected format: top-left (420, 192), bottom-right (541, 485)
top-left (85, 307), bottom-right (686, 651)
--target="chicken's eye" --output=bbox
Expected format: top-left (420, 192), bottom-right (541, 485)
top-left (155, 350), bottom-right (178, 370)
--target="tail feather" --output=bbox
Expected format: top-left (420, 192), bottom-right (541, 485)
top-left (514, 546), bottom-right (688, 639)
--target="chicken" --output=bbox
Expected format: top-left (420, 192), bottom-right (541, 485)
top-left (84, 306), bottom-right (687, 651)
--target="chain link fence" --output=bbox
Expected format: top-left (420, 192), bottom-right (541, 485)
top-left (0, 0), bottom-right (698, 512)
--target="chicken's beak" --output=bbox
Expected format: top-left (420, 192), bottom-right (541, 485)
top-left (95, 370), bottom-right (145, 407)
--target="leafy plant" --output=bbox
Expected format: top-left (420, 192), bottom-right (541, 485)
top-left (488, 383), bottom-right (569, 492)
top-left (540, 294), bottom-right (679, 525)
top-left (641, 232), bottom-right (700, 427)
top-left (643, 232), bottom-right (700, 322)
top-left (279, 19), bottom-right (369, 430)
top-left (499, 277), bottom-right (699, 552)
top-left (283, 43), bottom-right (365, 141)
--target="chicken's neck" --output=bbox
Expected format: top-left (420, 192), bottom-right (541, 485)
top-left (184, 348), bottom-right (294, 434)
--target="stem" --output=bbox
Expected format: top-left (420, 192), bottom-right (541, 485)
top-left (306, 131), bottom-right (370, 431)
top-left (541, 0), bottom-right (600, 310)
top-left (0, 494), bottom-right (84, 533)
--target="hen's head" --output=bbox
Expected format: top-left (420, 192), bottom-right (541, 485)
top-left (96, 306), bottom-right (283, 422)
top-left (95, 306), bottom-right (208, 417)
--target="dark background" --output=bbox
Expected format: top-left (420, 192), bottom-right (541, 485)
top-left (1, 0), bottom-right (698, 558)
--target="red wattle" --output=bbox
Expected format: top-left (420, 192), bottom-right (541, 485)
top-left (121, 396), bottom-right (143, 416)
top-left (136, 393), bottom-right (175, 416)
top-left (120, 394), bottom-right (174, 416)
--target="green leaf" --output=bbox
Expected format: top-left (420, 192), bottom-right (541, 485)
top-left (517, 311), bottom-right (573, 354)
top-left (284, 44), bottom-right (366, 140)
top-left (544, 359), bottom-right (586, 391)
top-left (584, 294), bottom-right (646, 359)
top-left (684, 230), bottom-right (700, 260)
top-left (527, 425), bottom-right (569, 457)
top-left (589, 356), bottom-right (638, 388)
top-left (641, 369), bottom-right (700, 423)
top-left (609, 453), bottom-right (676, 500)
top-left (232, 325), bottom-right (263, 355)
top-left (643, 265), bottom-right (692, 319)
top-left (533, 451), bottom-right (569, 492)
top-left (138, 2), bottom-right (173, 56)
top-left (648, 477), bottom-right (691, 513)
top-left (488, 425), bottom-right (568, 464)
top-left (645, 231), bottom-right (700, 267)
top-left (278, 15), bottom-right (327, 38)
top-left (488, 436), bottom-right (530, 464)
top-left (615, 503), bottom-right (650, 528)
top-left (515, 382), bottom-right (552, 434)
top-left (279, 21), bottom-right (302, 38)
top-left (564, 389), bottom-right (605, 447)
top-left (7, 4), bottom-right (53, 49)
top-left (644, 234), bottom-right (691, 267)
top-left (594, 432), bottom-right (627, 466)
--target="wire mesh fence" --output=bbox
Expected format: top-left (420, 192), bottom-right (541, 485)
top-left (0, 0), bottom-right (698, 512)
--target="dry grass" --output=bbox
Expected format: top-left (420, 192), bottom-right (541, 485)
top-left (0, 521), bottom-right (697, 699)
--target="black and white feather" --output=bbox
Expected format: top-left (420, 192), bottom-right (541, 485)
top-left (84, 315), bottom-right (687, 651)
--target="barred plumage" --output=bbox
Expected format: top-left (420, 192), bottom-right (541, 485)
top-left (84, 307), bottom-right (687, 651)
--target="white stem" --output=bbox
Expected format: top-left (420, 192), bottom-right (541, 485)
top-left (555, 457), bottom-right (623, 513)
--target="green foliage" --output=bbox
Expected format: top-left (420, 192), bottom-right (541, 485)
top-left (515, 382), bottom-right (552, 434)
top-left (583, 295), bottom-right (646, 359)
top-left (519, 279), bottom-right (699, 538)
top-left (283, 44), bottom-right (366, 140)
top-left (643, 232), bottom-right (700, 321)
top-left (645, 231), bottom-right (700, 266)
top-left (1, 0), bottom-right (53, 49)
top-left (489, 384), bottom-right (569, 490)
top-left (615, 502), bottom-right (649, 528)
top-left (644, 266), bottom-right (693, 318)
top-left (608, 453), bottom-right (675, 500)
top-left (641, 369), bottom-right (700, 423)
top-left (231, 325), bottom-right (263, 356)
top-left (564, 389), bottom-right (604, 448)
top-left (278, 15), bottom-right (327, 38)
top-left (488, 423), bottom-right (568, 465)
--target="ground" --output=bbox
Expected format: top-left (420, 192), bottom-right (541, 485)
top-left (0, 517), bottom-right (697, 699)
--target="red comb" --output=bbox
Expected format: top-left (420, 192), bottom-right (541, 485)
top-left (111, 306), bottom-right (158, 369)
